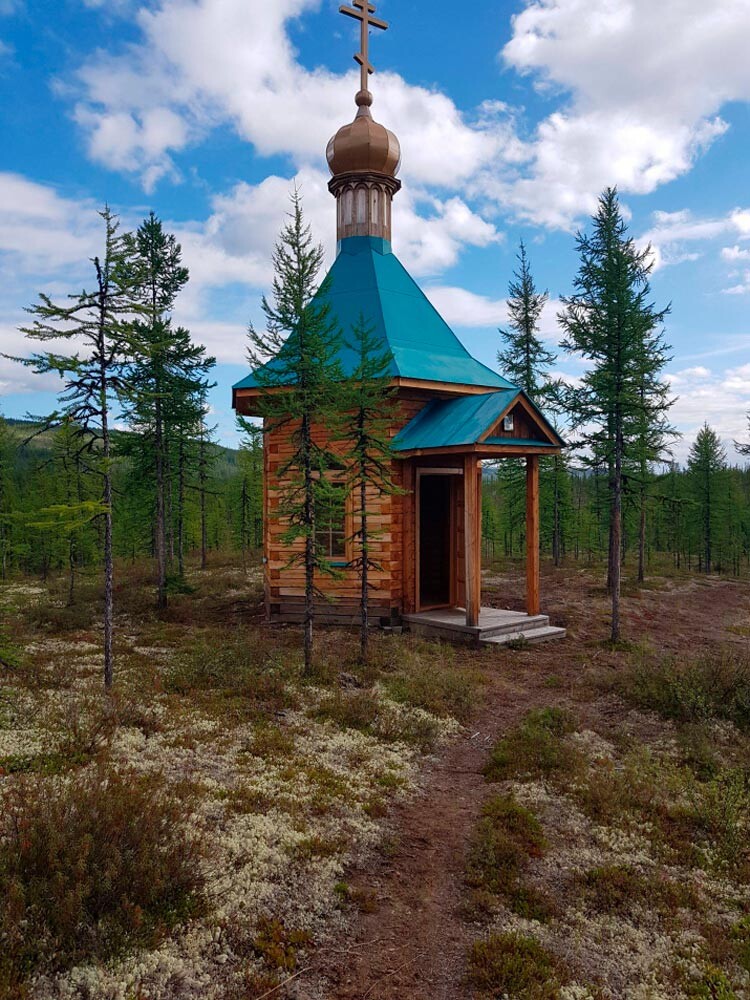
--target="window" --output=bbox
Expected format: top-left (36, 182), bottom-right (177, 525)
top-left (503, 413), bottom-right (515, 432)
top-left (315, 483), bottom-right (347, 560)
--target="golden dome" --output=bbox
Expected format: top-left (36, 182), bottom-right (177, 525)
top-left (326, 91), bottom-right (401, 178)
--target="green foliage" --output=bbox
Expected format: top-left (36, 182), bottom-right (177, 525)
top-left (466, 794), bottom-right (548, 919)
top-left (613, 648), bottom-right (750, 730)
top-left (0, 767), bottom-right (205, 991)
top-left (466, 932), bottom-right (563, 998)
top-left (383, 658), bottom-right (480, 722)
top-left (484, 707), bottom-right (581, 782)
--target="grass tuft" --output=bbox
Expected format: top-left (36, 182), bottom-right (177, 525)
top-left (484, 707), bottom-right (582, 783)
top-left (466, 932), bottom-right (563, 998)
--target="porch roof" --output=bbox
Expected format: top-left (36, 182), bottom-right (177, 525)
top-left (391, 390), bottom-right (563, 453)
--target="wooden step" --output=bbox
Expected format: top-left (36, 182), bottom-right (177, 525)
top-left (480, 626), bottom-right (567, 647)
top-left (477, 614), bottom-right (550, 638)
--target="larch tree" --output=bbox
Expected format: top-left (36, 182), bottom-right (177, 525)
top-left (687, 423), bottom-right (727, 573)
top-left (341, 315), bottom-right (400, 662)
top-left (122, 214), bottom-right (214, 607)
top-left (559, 188), bottom-right (670, 642)
top-left (736, 411), bottom-right (750, 458)
top-left (10, 208), bottom-right (139, 688)
top-left (247, 191), bottom-right (344, 674)
top-left (497, 240), bottom-right (568, 565)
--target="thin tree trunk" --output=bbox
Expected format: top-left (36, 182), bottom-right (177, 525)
top-left (155, 394), bottom-right (167, 609)
top-left (637, 485), bottom-right (646, 584)
top-left (302, 414), bottom-right (314, 675)
top-left (359, 456), bottom-right (368, 662)
top-left (177, 438), bottom-right (185, 578)
top-left (199, 433), bottom-right (208, 570)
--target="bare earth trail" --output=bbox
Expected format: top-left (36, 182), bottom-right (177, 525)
top-left (301, 570), bottom-right (750, 1000)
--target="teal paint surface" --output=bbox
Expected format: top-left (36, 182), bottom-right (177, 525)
top-left (233, 236), bottom-right (516, 391)
top-left (392, 391), bottom-right (518, 450)
top-left (392, 391), bottom-right (565, 451)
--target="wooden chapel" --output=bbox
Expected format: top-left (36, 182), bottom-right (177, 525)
top-left (233, 2), bottom-right (565, 644)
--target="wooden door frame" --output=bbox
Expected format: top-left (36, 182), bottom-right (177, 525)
top-left (415, 467), bottom-right (461, 612)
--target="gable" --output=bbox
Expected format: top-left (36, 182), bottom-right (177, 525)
top-left (392, 390), bottom-right (564, 454)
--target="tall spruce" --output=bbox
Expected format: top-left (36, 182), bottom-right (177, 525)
top-left (341, 316), bottom-right (400, 662)
top-left (497, 241), bottom-right (567, 565)
top-left (687, 423), bottom-right (727, 573)
top-left (247, 192), bottom-right (344, 673)
top-left (122, 214), bottom-right (214, 607)
top-left (10, 208), bottom-right (139, 688)
top-left (559, 188), bottom-right (670, 641)
top-left (497, 240), bottom-right (555, 398)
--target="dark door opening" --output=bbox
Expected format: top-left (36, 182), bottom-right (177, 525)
top-left (419, 474), bottom-right (453, 608)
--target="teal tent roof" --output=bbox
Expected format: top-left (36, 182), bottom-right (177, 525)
top-left (233, 236), bottom-right (515, 392)
top-left (391, 390), bottom-right (564, 452)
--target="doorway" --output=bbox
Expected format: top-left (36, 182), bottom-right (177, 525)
top-left (418, 473), bottom-right (455, 609)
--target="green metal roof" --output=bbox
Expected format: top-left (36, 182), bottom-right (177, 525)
top-left (392, 391), bottom-right (518, 451)
top-left (233, 236), bottom-right (515, 391)
top-left (391, 391), bottom-right (565, 452)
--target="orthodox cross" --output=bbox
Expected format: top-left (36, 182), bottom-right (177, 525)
top-left (339, 1), bottom-right (389, 96)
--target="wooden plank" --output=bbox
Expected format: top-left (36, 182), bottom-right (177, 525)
top-left (464, 455), bottom-right (481, 627)
top-left (526, 455), bottom-right (540, 616)
top-left (402, 461), bottom-right (416, 613)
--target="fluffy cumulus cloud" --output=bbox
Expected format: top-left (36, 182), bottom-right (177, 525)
top-left (498, 0), bottom-right (750, 227)
top-left (71, 0), bottom-right (512, 192)
top-left (667, 364), bottom-right (750, 460)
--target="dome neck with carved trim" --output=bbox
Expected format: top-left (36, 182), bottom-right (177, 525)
top-left (327, 89), bottom-right (402, 245)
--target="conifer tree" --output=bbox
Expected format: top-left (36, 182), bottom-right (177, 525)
top-left (122, 214), bottom-right (214, 607)
top-left (736, 412), bottom-right (750, 458)
top-left (247, 192), bottom-right (344, 674)
top-left (559, 188), bottom-right (670, 641)
top-left (0, 418), bottom-right (16, 581)
top-left (497, 240), bottom-right (569, 565)
top-left (10, 208), bottom-right (139, 688)
top-left (341, 316), bottom-right (400, 661)
top-left (688, 423), bottom-right (727, 573)
top-left (498, 240), bottom-right (555, 398)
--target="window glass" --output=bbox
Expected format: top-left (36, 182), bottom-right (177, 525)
top-left (315, 484), bottom-right (347, 559)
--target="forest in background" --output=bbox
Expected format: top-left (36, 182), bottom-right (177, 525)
top-left (2, 413), bottom-right (749, 588)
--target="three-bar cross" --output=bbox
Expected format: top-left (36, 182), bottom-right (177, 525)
top-left (339, 0), bottom-right (389, 95)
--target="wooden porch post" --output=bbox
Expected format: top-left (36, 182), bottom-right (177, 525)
top-left (464, 455), bottom-right (481, 627)
top-left (526, 455), bottom-right (540, 616)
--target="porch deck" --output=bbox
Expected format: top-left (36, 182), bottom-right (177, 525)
top-left (403, 606), bottom-right (566, 647)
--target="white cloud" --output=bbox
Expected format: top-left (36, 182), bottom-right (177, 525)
top-left (497, 0), bottom-right (750, 227)
top-left (71, 0), bottom-right (512, 194)
top-left (667, 364), bottom-right (750, 461)
top-left (723, 271), bottom-right (750, 295)
top-left (424, 287), bottom-right (563, 339)
top-left (722, 245), bottom-right (750, 262)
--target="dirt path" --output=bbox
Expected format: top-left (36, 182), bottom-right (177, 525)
top-left (303, 572), bottom-right (750, 1000)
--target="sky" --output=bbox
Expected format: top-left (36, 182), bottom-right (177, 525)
top-left (1, 0), bottom-right (749, 463)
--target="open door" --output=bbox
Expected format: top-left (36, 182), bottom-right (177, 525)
top-left (418, 474), bottom-right (454, 609)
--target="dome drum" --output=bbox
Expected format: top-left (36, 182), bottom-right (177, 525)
top-left (328, 171), bottom-right (401, 243)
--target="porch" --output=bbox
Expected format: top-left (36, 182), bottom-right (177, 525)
top-left (403, 606), bottom-right (566, 647)
top-left (393, 389), bottom-right (567, 639)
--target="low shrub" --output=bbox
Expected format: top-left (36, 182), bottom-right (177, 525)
top-left (466, 794), bottom-right (553, 921)
top-left (165, 635), bottom-right (292, 714)
top-left (383, 659), bottom-right (480, 722)
top-left (484, 707), bottom-right (582, 783)
top-left (614, 649), bottom-right (750, 730)
top-left (467, 932), bottom-right (563, 998)
top-left (315, 688), bottom-right (380, 732)
top-left (0, 766), bottom-right (206, 991)
top-left (576, 864), bottom-right (698, 917)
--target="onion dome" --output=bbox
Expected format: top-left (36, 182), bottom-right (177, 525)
top-left (326, 90), bottom-right (401, 178)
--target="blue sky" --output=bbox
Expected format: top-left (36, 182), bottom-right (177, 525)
top-left (1, 0), bottom-right (750, 461)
